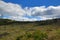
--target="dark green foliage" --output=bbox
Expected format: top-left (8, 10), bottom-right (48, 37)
top-left (16, 31), bottom-right (48, 40)
top-left (33, 31), bottom-right (48, 40)
top-left (25, 32), bottom-right (32, 38)
top-left (16, 35), bottom-right (24, 40)
top-left (0, 18), bottom-right (60, 25)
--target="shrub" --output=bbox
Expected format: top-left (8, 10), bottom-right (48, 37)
top-left (33, 30), bottom-right (48, 40)
top-left (16, 31), bottom-right (48, 40)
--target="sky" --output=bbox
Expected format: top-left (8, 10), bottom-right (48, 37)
top-left (0, 0), bottom-right (60, 21)
top-left (3, 0), bottom-right (60, 7)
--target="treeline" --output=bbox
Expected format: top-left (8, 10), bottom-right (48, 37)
top-left (35, 18), bottom-right (60, 25)
top-left (0, 18), bottom-right (60, 25)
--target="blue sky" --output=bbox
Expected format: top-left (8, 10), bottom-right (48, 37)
top-left (3, 0), bottom-right (60, 7)
top-left (0, 0), bottom-right (60, 21)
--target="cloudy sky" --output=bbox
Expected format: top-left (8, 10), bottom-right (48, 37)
top-left (0, 0), bottom-right (60, 21)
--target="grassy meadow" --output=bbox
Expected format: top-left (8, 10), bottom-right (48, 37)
top-left (0, 19), bottom-right (60, 40)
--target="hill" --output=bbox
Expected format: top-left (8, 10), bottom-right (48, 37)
top-left (0, 18), bottom-right (60, 25)
top-left (0, 18), bottom-right (60, 40)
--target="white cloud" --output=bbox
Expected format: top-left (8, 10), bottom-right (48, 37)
top-left (0, 0), bottom-right (60, 21)
top-left (0, 0), bottom-right (25, 16)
